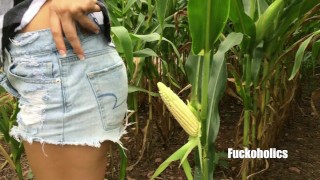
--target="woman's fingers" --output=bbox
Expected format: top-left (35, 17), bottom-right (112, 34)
top-left (59, 15), bottom-right (84, 60)
top-left (49, 0), bottom-right (101, 60)
top-left (49, 10), bottom-right (67, 57)
top-left (76, 4), bottom-right (101, 34)
top-left (76, 15), bottom-right (100, 34)
top-left (86, 4), bottom-right (101, 13)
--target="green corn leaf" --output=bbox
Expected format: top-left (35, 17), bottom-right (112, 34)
top-left (242, 0), bottom-right (256, 18)
top-left (312, 40), bottom-right (320, 65)
top-left (264, 1), bottom-right (303, 56)
top-left (257, 0), bottom-right (268, 17)
top-left (131, 33), bottom-right (180, 58)
top-left (133, 13), bottom-right (146, 34)
top-left (10, 101), bottom-right (19, 122)
top-left (180, 137), bottom-right (199, 166)
top-left (227, 64), bottom-right (246, 100)
top-left (276, 0), bottom-right (302, 35)
top-left (151, 143), bottom-right (189, 179)
top-left (108, 10), bottom-right (121, 26)
top-left (229, 0), bottom-right (256, 52)
top-left (151, 138), bottom-right (199, 179)
top-left (128, 85), bottom-right (159, 97)
top-left (9, 139), bottom-right (24, 179)
top-left (185, 54), bottom-right (203, 105)
top-left (133, 48), bottom-right (158, 57)
top-left (160, 60), bottom-right (182, 89)
top-left (123, 0), bottom-right (137, 14)
top-left (0, 107), bottom-right (10, 142)
top-left (242, 0), bottom-right (251, 17)
top-left (193, 165), bottom-right (201, 180)
top-left (10, 139), bottom-right (22, 162)
top-left (299, 0), bottom-right (320, 17)
top-left (207, 32), bottom-right (243, 142)
top-left (146, 0), bottom-right (153, 19)
top-left (105, 0), bottom-right (122, 17)
top-left (205, 33), bottom-right (243, 178)
top-left (167, 73), bottom-right (181, 89)
top-left (251, 46), bottom-right (263, 82)
top-left (111, 26), bottom-right (134, 76)
top-left (0, 86), bottom-right (5, 93)
top-left (255, 0), bottom-right (284, 43)
top-left (188, 0), bottom-right (230, 54)
top-left (131, 33), bottom-right (161, 41)
top-left (156, 0), bottom-right (169, 31)
top-left (13, 152), bottom-right (23, 180)
top-left (118, 145), bottom-right (127, 180)
top-left (181, 159), bottom-right (193, 180)
top-left (289, 30), bottom-right (320, 80)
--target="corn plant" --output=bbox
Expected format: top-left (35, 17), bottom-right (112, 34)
top-left (0, 89), bottom-right (23, 179)
top-left (151, 0), bottom-right (245, 179)
top-left (227, 0), bottom-right (320, 178)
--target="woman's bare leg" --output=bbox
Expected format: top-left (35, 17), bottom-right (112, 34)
top-left (23, 141), bottom-right (111, 180)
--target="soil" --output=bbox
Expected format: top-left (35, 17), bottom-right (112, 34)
top-left (1, 73), bottom-right (320, 180)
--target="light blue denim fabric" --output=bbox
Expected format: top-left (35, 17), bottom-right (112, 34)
top-left (2, 29), bottom-right (128, 147)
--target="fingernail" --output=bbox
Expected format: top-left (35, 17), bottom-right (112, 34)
top-left (59, 50), bottom-right (66, 57)
top-left (78, 54), bottom-right (85, 60)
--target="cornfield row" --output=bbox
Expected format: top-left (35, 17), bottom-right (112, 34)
top-left (1, 0), bottom-right (320, 179)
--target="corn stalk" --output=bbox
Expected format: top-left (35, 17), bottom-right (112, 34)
top-left (152, 0), bottom-right (245, 179)
top-left (187, 0), bottom-right (231, 178)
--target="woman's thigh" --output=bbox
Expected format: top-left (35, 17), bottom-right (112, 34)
top-left (23, 141), bottom-right (111, 180)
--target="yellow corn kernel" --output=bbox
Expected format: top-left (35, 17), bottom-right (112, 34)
top-left (157, 82), bottom-right (200, 137)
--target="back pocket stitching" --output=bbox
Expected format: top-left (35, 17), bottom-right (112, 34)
top-left (86, 62), bottom-right (127, 130)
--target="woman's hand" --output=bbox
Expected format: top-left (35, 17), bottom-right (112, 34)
top-left (49, 0), bottom-right (101, 59)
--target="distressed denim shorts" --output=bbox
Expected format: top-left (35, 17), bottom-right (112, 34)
top-left (2, 29), bottom-right (128, 147)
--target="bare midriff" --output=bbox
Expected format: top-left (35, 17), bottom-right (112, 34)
top-left (20, 1), bottom-right (51, 33)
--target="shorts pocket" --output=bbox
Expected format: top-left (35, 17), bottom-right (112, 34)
top-left (0, 72), bottom-right (20, 98)
top-left (7, 61), bottom-right (57, 84)
top-left (87, 61), bottom-right (128, 130)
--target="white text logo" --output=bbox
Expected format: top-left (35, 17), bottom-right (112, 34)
top-left (228, 148), bottom-right (288, 159)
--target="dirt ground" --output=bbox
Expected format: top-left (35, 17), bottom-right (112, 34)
top-left (1, 73), bottom-right (320, 180)
top-left (261, 74), bottom-right (320, 179)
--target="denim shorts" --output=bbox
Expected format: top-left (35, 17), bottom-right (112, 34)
top-left (0, 29), bottom-right (128, 147)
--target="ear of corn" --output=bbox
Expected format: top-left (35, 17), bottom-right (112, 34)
top-left (157, 82), bottom-right (200, 137)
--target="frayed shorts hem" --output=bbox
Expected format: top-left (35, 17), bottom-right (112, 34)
top-left (9, 125), bottom-right (127, 148)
